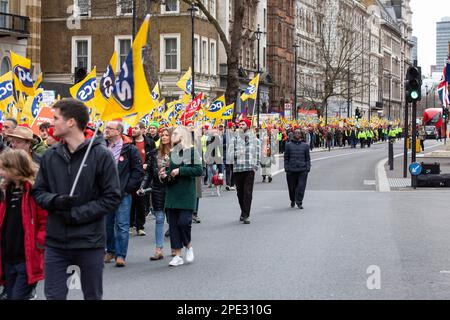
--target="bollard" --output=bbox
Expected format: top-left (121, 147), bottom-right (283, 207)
top-left (389, 138), bottom-right (394, 170)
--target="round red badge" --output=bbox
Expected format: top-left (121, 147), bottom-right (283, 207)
top-left (119, 156), bottom-right (124, 162)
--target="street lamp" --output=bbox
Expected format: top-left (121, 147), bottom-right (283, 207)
top-left (293, 42), bottom-right (299, 121)
top-left (188, 3), bottom-right (198, 100)
top-left (388, 72), bottom-right (392, 120)
top-left (254, 24), bottom-right (263, 128)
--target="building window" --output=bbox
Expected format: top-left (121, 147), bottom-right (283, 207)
top-left (201, 38), bottom-right (208, 74)
top-left (210, 40), bottom-right (216, 75)
top-left (74, 0), bottom-right (90, 17)
top-left (1, 56), bottom-right (10, 76)
top-left (0, 0), bottom-right (8, 28)
top-left (160, 34), bottom-right (180, 72)
top-left (117, 0), bottom-right (133, 15)
top-left (194, 34), bottom-right (200, 73)
top-left (210, 0), bottom-right (216, 18)
top-left (161, 0), bottom-right (179, 14)
top-left (71, 36), bottom-right (91, 72)
top-left (263, 47), bottom-right (266, 69)
top-left (115, 36), bottom-right (132, 70)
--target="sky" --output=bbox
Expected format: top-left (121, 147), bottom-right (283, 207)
top-left (410, 0), bottom-right (450, 77)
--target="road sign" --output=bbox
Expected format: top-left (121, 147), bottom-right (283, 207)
top-left (409, 162), bottom-right (422, 176)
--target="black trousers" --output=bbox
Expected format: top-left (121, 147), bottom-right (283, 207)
top-left (167, 209), bottom-right (193, 249)
top-left (225, 164), bottom-right (234, 187)
top-left (130, 193), bottom-right (147, 230)
top-left (234, 171), bottom-right (255, 218)
top-left (44, 247), bottom-right (104, 300)
top-left (286, 171), bottom-right (308, 205)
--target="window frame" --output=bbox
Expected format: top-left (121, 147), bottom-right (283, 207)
top-left (71, 36), bottom-right (92, 73)
top-left (74, 0), bottom-right (91, 17)
top-left (114, 35), bottom-right (133, 71)
top-left (160, 33), bottom-right (181, 72)
top-left (201, 37), bottom-right (209, 74)
top-left (194, 34), bottom-right (200, 73)
top-left (116, 0), bottom-right (133, 16)
top-left (161, 0), bottom-right (179, 14)
top-left (209, 39), bottom-right (217, 76)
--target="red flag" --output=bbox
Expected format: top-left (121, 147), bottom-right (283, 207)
top-left (181, 93), bottom-right (203, 124)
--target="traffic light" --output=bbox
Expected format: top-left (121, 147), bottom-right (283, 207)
top-left (443, 108), bottom-right (449, 120)
top-left (405, 66), bottom-right (422, 103)
top-left (355, 108), bottom-right (361, 119)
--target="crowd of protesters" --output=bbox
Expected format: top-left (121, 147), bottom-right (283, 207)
top-left (0, 98), bottom-right (406, 300)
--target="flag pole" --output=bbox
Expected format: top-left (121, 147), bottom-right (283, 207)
top-left (69, 123), bottom-right (101, 196)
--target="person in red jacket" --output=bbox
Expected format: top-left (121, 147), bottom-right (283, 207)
top-left (0, 149), bottom-right (47, 300)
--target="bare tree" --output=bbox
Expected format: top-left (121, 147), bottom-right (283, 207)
top-left (298, 0), bottom-right (374, 124)
top-left (181, 0), bottom-right (248, 112)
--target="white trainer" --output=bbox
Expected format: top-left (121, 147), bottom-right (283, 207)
top-left (185, 247), bottom-right (194, 263)
top-left (169, 255), bottom-right (184, 267)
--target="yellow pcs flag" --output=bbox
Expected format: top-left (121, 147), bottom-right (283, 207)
top-left (22, 88), bottom-right (44, 125)
top-left (241, 74), bottom-right (260, 102)
top-left (176, 68), bottom-right (192, 94)
top-left (151, 83), bottom-right (161, 102)
top-left (102, 15), bottom-right (155, 125)
top-left (10, 51), bottom-right (35, 97)
top-left (94, 51), bottom-right (118, 117)
top-left (70, 67), bottom-right (98, 115)
top-left (0, 72), bottom-right (15, 114)
top-left (205, 95), bottom-right (226, 120)
top-left (222, 103), bottom-right (234, 121)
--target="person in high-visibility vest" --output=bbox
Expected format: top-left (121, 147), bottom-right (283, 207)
top-left (358, 129), bottom-right (366, 148)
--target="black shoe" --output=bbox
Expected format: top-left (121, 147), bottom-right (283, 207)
top-left (0, 289), bottom-right (7, 300)
top-left (243, 217), bottom-right (250, 224)
top-left (239, 216), bottom-right (244, 222)
top-left (165, 229), bottom-right (170, 237)
top-left (262, 176), bottom-right (266, 183)
top-left (297, 204), bottom-right (304, 210)
top-left (268, 176), bottom-right (272, 183)
top-left (290, 201), bottom-right (295, 208)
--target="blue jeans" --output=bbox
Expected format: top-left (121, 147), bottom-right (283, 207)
top-left (106, 195), bottom-right (132, 259)
top-left (154, 210), bottom-right (165, 249)
top-left (4, 262), bottom-right (33, 300)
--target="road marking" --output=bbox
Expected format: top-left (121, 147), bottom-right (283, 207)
top-left (364, 180), bottom-right (376, 186)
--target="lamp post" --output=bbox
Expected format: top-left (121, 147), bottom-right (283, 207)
top-left (293, 42), bottom-right (299, 121)
top-left (388, 72), bottom-right (392, 120)
top-left (254, 24), bottom-right (262, 128)
top-left (188, 3), bottom-right (198, 100)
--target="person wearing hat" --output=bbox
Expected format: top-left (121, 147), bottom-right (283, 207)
top-left (8, 126), bottom-right (41, 165)
top-left (232, 118), bottom-right (260, 224)
top-left (146, 121), bottom-right (160, 148)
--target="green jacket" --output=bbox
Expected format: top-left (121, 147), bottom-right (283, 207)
top-left (32, 139), bottom-right (48, 156)
top-left (164, 146), bottom-right (203, 211)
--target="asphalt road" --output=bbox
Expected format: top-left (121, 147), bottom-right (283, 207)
top-left (33, 139), bottom-right (450, 300)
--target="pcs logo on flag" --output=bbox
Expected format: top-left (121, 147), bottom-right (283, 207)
top-left (100, 65), bottom-right (115, 99)
top-left (112, 52), bottom-right (134, 110)
top-left (0, 81), bottom-right (13, 100)
top-left (13, 66), bottom-right (34, 88)
top-left (76, 78), bottom-right (97, 102)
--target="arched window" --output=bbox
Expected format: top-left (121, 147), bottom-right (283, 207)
top-left (1, 56), bottom-right (11, 76)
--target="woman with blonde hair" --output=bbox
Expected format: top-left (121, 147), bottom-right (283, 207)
top-left (139, 127), bottom-right (172, 260)
top-left (160, 126), bottom-right (202, 267)
top-left (0, 149), bottom-right (47, 300)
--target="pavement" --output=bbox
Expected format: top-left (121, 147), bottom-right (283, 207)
top-left (24, 138), bottom-right (450, 300)
top-left (380, 139), bottom-right (448, 191)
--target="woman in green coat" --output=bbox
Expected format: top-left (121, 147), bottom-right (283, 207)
top-left (159, 126), bottom-right (203, 267)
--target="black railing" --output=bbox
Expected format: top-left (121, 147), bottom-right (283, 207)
top-left (0, 12), bottom-right (30, 35)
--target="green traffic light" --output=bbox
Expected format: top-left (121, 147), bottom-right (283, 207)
top-left (411, 91), bottom-right (419, 100)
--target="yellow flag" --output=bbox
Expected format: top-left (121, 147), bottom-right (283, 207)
top-left (10, 51), bottom-right (35, 96)
top-left (0, 72), bottom-right (15, 113)
top-left (241, 74), bottom-right (260, 102)
top-left (222, 103), bottom-right (234, 120)
top-left (151, 83), bottom-right (161, 102)
top-left (205, 95), bottom-right (226, 120)
top-left (94, 51), bottom-right (118, 117)
top-left (22, 88), bottom-right (44, 125)
top-left (176, 68), bottom-right (192, 94)
top-left (102, 15), bottom-right (155, 125)
top-left (70, 67), bottom-right (98, 116)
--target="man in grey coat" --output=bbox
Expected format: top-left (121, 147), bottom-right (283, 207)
top-left (284, 129), bottom-right (311, 210)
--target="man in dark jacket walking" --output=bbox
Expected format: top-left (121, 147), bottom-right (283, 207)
top-left (284, 129), bottom-right (311, 210)
top-left (131, 122), bottom-right (155, 236)
top-left (104, 121), bottom-right (143, 267)
top-left (33, 99), bottom-right (122, 300)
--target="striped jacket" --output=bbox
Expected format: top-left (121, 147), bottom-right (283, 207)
top-left (232, 130), bottom-right (260, 173)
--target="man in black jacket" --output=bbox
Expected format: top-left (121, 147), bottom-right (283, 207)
top-left (33, 99), bottom-right (122, 300)
top-left (104, 121), bottom-right (143, 267)
top-left (284, 129), bottom-right (311, 210)
top-left (130, 122), bottom-right (155, 235)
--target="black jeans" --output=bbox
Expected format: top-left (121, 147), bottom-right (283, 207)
top-left (130, 193), bottom-right (147, 230)
top-left (44, 247), bottom-right (105, 300)
top-left (225, 164), bottom-right (234, 187)
top-left (3, 262), bottom-right (33, 300)
top-left (286, 171), bottom-right (309, 205)
top-left (234, 171), bottom-right (255, 218)
top-left (167, 209), bottom-right (193, 250)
